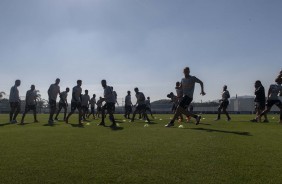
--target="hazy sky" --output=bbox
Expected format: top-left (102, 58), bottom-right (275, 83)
top-left (0, 0), bottom-right (281, 103)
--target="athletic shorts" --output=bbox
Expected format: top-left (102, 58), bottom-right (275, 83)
top-left (10, 102), bottom-right (21, 110)
top-left (25, 105), bottom-right (36, 111)
top-left (219, 101), bottom-right (229, 109)
top-left (255, 101), bottom-right (265, 111)
top-left (125, 105), bottom-right (132, 113)
top-left (82, 106), bottom-right (89, 112)
top-left (145, 107), bottom-right (151, 112)
top-left (71, 102), bottom-right (81, 111)
top-left (136, 104), bottom-right (146, 112)
top-left (102, 102), bottom-right (115, 112)
top-left (97, 106), bottom-right (102, 112)
top-left (49, 99), bottom-right (57, 109)
top-left (58, 102), bottom-right (67, 109)
top-left (266, 99), bottom-right (282, 109)
top-left (179, 95), bottom-right (193, 108)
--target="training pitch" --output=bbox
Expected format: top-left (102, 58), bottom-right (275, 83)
top-left (0, 114), bottom-right (282, 184)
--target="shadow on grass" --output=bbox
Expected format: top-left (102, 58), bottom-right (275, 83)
top-left (43, 123), bottom-right (57, 127)
top-left (190, 127), bottom-right (252, 136)
top-left (0, 122), bottom-right (12, 126)
top-left (71, 124), bottom-right (85, 128)
top-left (110, 126), bottom-right (124, 131)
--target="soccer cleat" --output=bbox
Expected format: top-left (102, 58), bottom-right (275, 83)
top-left (165, 121), bottom-right (174, 127)
top-left (250, 119), bottom-right (257, 122)
top-left (48, 120), bottom-right (54, 125)
top-left (34, 120), bottom-right (39, 123)
top-left (109, 123), bottom-right (117, 128)
top-left (196, 115), bottom-right (201, 125)
top-left (97, 122), bottom-right (105, 126)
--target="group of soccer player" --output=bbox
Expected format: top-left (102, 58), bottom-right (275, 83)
top-left (7, 78), bottom-right (155, 128)
top-left (7, 67), bottom-right (282, 128)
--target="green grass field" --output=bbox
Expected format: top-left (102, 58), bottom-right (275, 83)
top-left (0, 113), bottom-right (282, 184)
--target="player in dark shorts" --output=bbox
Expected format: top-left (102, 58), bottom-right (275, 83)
top-left (130, 87), bottom-right (150, 123)
top-left (48, 78), bottom-right (60, 125)
top-left (55, 87), bottom-right (70, 121)
top-left (81, 90), bottom-right (90, 121)
top-left (124, 91), bottom-right (133, 119)
top-left (96, 97), bottom-right (103, 118)
top-left (215, 85), bottom-right (231, 121)
top-left (88, 94), bottom-right (97, 119)
top-left (65, 80), bottom-right (83, 125)
top-left (20, 85), bottom-right (39, 124)
top-left (256, 74), bottom-right (282, 123)
top-left (9, 80), bottom-right (21, 123)
top-left (98, 80), bottom-right (117, 128)
top-left (166, 67), bottom-right (205, 127)
top-left (145, 97), bottom-right (154, 119)
top-left (250, 80), bottom-right (268, 122)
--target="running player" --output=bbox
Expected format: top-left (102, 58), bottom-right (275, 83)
top-left (88, 94), bottom-right (97, 119)
top-left (145, 97), bottom-right (154, 119)
top-left (165, 67), bottom-right (205, 127)
top-left (124, 91), bottom-right (133, 119)
top-left (256, 74), bottom-right (282, 123)
top-left (131, 87), bottom-right (150, 123)
top-left (215, 85), bottom-right (231, 121)
top-left (9, 80), bottom-right (21, 123)
top-left (65, 80), bottom-right (83, 125)
top-left (54, 87), bottom-right (70, 121)
top-left (47, 78), bottom-right (60, 125)
top-left (98, 80), bottom-right (116, 127)
top-left (81, 90), bottom-right (90, 121)
top-left (20, 85), bottom-right (39, 124)
top-left (250, 81), bottom-right (268, 122)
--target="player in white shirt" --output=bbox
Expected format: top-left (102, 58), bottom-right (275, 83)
top-left (256, 74), bottom-right (282, 123)
top-left (88, 94), bottom-right (97, 119)
top-left (215, 85), bottom-right (231, 121)
top-left (65, 80), bottom-right (83, 125)
top-left (54, 87), bottom-right (70, 121)
top-left (81, 90), bottom-right (90, 121)
top-left (124, 91), bottom-right (133, 119)
top-left (9, 80), bottom-right (21, 123)
top-left (131, 87), bottom-right (150, 123)
top-left (98, 80), bottom-right (117, 128)
top-left (166, 67), bottom-right (205, 127)
top-left (47, 78), bottom-right (60, 125)
top-left (145, 97), bottom-right (154, 119)
top-left (20, 85), bottom-right (39, 124)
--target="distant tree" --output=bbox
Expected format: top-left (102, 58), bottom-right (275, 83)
top-left (0, 91), bottom-right (6, 100)
top-left (35, 90), bottom-right (48, 113)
